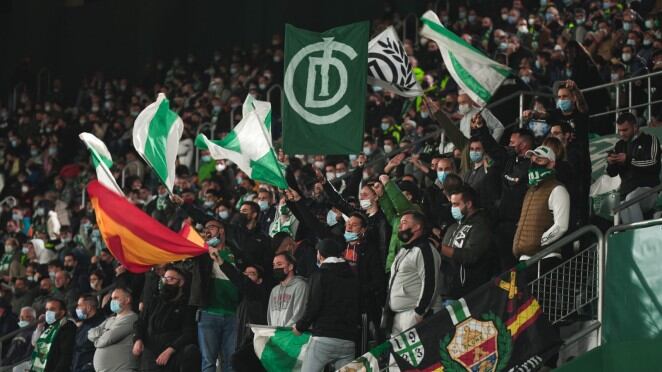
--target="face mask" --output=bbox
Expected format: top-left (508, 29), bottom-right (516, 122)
top-left (437, 171), bottom-right (448, 183)
top-left (384, 145), bottom-right (393, 154)
top-left (21, 247), bottom-right (29, 255)
top-left (528, 165), bottom-right (555, 186)
top-left (507, 15), bottom-right (517, 25)
top-left (359, 199), bottom-right (372, 210)
top-left (529, 120), bottom-right (550, 138)
top-left (218, 210), bottom-right (229, 220)
top-left (75, 308), bottom-right (87, 320)
top-left (314, 160), bottom-right (325, 169)
top-left (326, 172), bottom-right (336, 181)
top-left (535, 60), bottom-right (542, 69)
top-left (576, 18), bottom-right (585, 25)
top-left (469, 151), bottom-right (483, 163)
top-left (348, 154), bottom-right (357, 162)
top-left (644, 39), bottom-right (653, 47)
top-left (397, 228), bottom-right (413, 243)
top-left (363, 146), bottom-right (372, 156)
top-left (110, 299), bottom-right (121, 314)
top-left (215, 163), bottom-right (226, 172)
top-left (458, 11), bottom-right (466, 19)
top-left (540, 0), bottom-right (547, 6)
top-left (203, 201), bottom-right (215, 209)
top-left (468, 15), bottom-right (476, 23)
top-left (258, 200), bottom-right (269, 211)
top-left (646, 20), bottom-right (654, 29)
top-left (344, 231), bottom-right (359, 242)
top-left (45, 310), bottom-right (57, 325)
top-left (451, 206), bottom-right (464, 221)
top-left (381, 122), bottom-right (390, 131)
top-left (273, 268), bottom-right (288, 282)
top-left (18, 320), bottom-right (29, 328)
top-left (626, 39), bottom-right (636, 47)
top-left (623, 22), bottom-right (632, 32)
top-left (611, 73), bottom-right (620, 82)
top-left (4, 245), bottom-right (14, 253)
top-left (622, 53), bottom-right (632, 62)
top-left (518, 25), bottom-right (529, 34)
top-left (201, 155), bottom-right (211, 163)
top-left (161, 284), bottom-right (180, 299)
top-left (501, 13), bottom-right (508, 21)
top-left (545, 13), bottom-right (554, 23)
top-left (30, 149), bottom-right (39, 157)
top-left (326, 210), bottom-right (338, 226)
top-left (556, 99), bottom-right (573, 112)
top-left (335, 171), bottom-right (346, 178)
top-left (498, 42), bottom-right (508, 51)
top-left (207, 237), bottom-right (220, 247)
top-left (458, 104), bottom-right (471, 115)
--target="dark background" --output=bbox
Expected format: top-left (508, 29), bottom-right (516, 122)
top-left (0, 0), bottom-right (418, 103)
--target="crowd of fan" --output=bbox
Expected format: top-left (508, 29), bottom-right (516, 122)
top-left (1, 1), bottom-right (662, 371)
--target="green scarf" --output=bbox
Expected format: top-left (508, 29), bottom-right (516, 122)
top-left (31, 319), bottom-right (64, 372)
top-left (0, 253), bottom-right (13, 273)
top-left (528, 166), bottom-right (555, 186)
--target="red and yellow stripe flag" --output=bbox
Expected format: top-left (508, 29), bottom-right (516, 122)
top-left (87, 181), bottom-right (207, 273)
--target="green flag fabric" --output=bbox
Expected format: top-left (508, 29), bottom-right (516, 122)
top-left (251, 325), bottom-right (311, 372)
top-left (283, 21), bottom-right (369, 155)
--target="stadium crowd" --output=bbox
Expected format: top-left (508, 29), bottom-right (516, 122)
top-left (1, 0), bottom-right (662, 371)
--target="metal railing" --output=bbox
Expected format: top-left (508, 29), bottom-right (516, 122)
top-left (523, 225), bottom-right (604, 338)
top-left (611, 183), bottom-right (662, 225)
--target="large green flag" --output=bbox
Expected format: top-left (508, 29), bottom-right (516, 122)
top-left (283, 21), bottom-right (368, 155)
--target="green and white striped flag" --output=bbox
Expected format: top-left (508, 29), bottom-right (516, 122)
top-left (251, 325), bottom-right (311, 372)
top-left (78, 132), bottom-right (124, 196)
top-left (243, 95), bottom-right (272, 143)
top-left (132, 93), bottom-right (184, 193)
top-left (420, 11), bottom-right (511, 105)
top-left (195, 96), bottom-right (287, 189)
top-left (446, 298), bottom-right (471, 325)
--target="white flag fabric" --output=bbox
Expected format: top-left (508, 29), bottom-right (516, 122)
top-left (195, 96), bottom-right (287, 189)
top-left (420, 11), bottom-right (511, 105)
top-left (79, 132), bottom-right (124, 196)
top-left (132, 93), bottom-right (183, 193)
top-left (243, 95), bottom-right (272, 144)
top-left (368, 26), bottom-right (423, 98)
top-left (251, 325), bottom-right (310, 372)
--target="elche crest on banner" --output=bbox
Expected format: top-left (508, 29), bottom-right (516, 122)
top-left (284, 37), bottom-right (357, 125)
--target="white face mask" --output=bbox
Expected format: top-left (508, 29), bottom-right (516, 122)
top-left (359, 199), bottom-right (372, 210)
top-left (458, 104), bottom-right (472, 115)
top-left (384, 145), bottom-right (393, 154)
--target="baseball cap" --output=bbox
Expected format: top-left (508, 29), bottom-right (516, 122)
top-left (525, 145), bottom-right (556, 162)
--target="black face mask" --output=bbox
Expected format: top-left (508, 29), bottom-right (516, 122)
top-left (39, 288), bottom-right (50, 296)
top-left (160, 284), bottom-right (180, 299)
top-left (273, 268), bottom-right (288, 282)
top-left (398, 228), bottom-right (413, 243)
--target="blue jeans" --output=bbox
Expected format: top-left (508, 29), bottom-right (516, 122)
top-left (197, 310), bottom-right (237, 372)
top-left (301, 336), bottom-right (355, 372)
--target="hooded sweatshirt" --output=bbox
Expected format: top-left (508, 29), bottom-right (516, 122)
top-left (267, 276), bottom-right (308, 327)
top-left (32, 239), bottom-right (56, 265)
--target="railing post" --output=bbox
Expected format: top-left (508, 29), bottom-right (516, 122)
top-left (518, 93), bottom-right (524, 128)
top-left (615, 84), bottom-right (620, 134)
top-left (81, 188), bottom-right (86, 209)
top-left (121, 167), bottom-right (128, 188)
top-left (628, 81), bottom-right (633, 114)
top-left (648, 75), bottom-right (652, 122)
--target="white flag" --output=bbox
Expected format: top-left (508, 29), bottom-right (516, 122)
top-left (368, 26), bottom-right (423, 98)
top-left (132, 93), bottom-right (184, 193)
top-left (420, 11), bottom-right (511, 105)
top-left (79, 132), bottom-right (124, 196)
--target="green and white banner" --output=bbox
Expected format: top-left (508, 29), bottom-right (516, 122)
top-left (251, 325), bottom-right (310, 372)
top-left (420, 11), bottom-right (511, 105)
top-left (283, 21), bottom-right (368, 155)
top-left (132, 93), bottom-right (184, 193)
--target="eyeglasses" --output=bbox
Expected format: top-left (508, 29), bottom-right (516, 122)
top-left (162, 276), bottom-right (180, 283)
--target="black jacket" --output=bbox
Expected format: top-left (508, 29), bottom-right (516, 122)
top-left (43, 319), bottom-right (77, 372)
top-left (607, 132), bottom-right (661, 198)
top-left (219, 261), bottom-right (269, 347)
top-left (295, 260), bottom-right (359, 341)
top-left (134, 290), bottom-right (197, 355)
top-left (441, 210), bottom-right (498, 300)
top-left (71, 312), bottom-right (105, 372)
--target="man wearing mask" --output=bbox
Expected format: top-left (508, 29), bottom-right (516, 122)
top-left (71, 295), bottom-right (104, 372)
top-left (256, 189), bottom-right (276, 236)
top-left (11, 277), bottom-right (34, 314)
top-left (267, 252), bottom-right (309, 327)
top-left (458, 92), bottom-right (504, 142)
top-left (513, 146), bottom-right (570, 275)
top-left (133, 267), bottom-right (199, 371)
top-left (440, 186), bottom-right (495, 301)
top-left (88, 287), bottom-right (139, 372)
top-left (192, 218), bottom-right (240, 372)
top-left (294, 239), bottom-right (360, 371)
top-left (3, 306), bottom-right (36, 366)
top-left (621, 44), bottom-right (648, 77)
top-left (473, 118), bottom-right (534, 271)
top-left (30, 298), bottom-right (76, 372)
top-left (63, 253), bottom-right (89, 292)
top-left (363, 138), bottom-right (386, 175)
top-left (54, 271), bottom-right (79, 316)
top-left (384, 212), bottom-right (441, 336)
top-left (462, 138), bottom-right (501, 215)
top-left (420, 158), bottom-right (457, 235)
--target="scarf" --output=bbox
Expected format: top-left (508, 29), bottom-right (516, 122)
top-left (528, 166), bottom-right (555, 186)
top-left (31, 318), bottom-right (64, 372)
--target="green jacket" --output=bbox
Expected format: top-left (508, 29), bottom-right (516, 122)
top-left (379, 181), bottom-right (422, 271)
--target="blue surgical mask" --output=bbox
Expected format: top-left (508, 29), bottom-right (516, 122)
top-left (437, 171), bottom-right (448, 183)
top-left (75, 308), bottom-right (87, 320)
top-left (451, 206), bottom-right (464, 221)
top-left (45, 310), bottom-right (57, 325)
top-left (257, 200), bottom-right (269, 211)
top-left (110, 299), bottom-right (121, 314)
top-left (381, 122), bottom-right (390, 131)
top-left (344, 231), bottom-right (359, 242)
top-left (469, 151), bottom-right (483, 163)
top-left (18, 320), bottom-right (29, 328)
top-left (207, 237), bottom-right (220, 247)
top-left (218, 210), bottom-right (229, 220)
top-left (529, 120), bottom-right (550, 138)
top-left (556, 99), bottom-right (573, 112)
top-left (201, 155), bottom-right (211, 163)
top-left (326, 210), bottom-right (338, 226)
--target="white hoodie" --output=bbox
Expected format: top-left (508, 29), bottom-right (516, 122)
top-left (32, 239), bottom-right (56, 265)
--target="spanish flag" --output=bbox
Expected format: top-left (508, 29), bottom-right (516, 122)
top-left (87, 181), bottom-right (207, 273)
